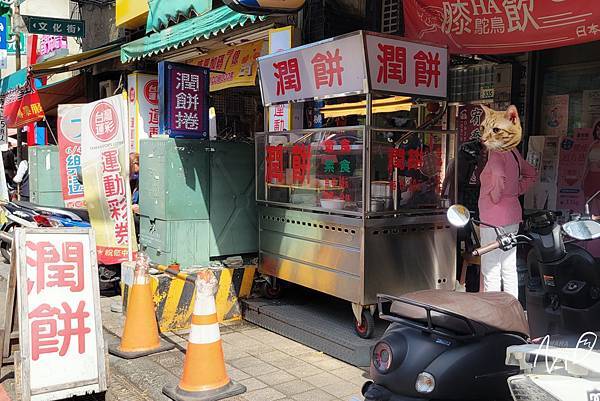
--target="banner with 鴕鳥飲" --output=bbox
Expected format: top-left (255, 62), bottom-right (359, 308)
top-left (403, 0), bottom-right (600, 54)
top-left (81, 94), bottom-right (137, 264)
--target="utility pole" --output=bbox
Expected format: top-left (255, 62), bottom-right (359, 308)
top-left (14, 2), bottom-right (21, 164)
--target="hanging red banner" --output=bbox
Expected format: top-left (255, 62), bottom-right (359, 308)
top-left (403, 0), bottom-right (600, 54)
top-left (2, 77), bottom-right (45, 128)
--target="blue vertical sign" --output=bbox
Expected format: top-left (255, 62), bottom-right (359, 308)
top-left (0, 16), bottom-right (7, 69)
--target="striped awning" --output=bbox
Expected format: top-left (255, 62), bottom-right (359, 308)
top-left (121, 6), bottom-right (265, 63)
top-left (146, 0), bottom-right (211, 33)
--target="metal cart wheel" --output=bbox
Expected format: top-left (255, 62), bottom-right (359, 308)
top-left (354, 308), bottom-right (375, 339)
top-left (261, 277), bottom-right (283, 299)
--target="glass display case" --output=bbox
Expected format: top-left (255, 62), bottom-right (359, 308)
top-left (256, 126), bottom-right (457, 332)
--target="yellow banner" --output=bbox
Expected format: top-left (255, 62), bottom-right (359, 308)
top-left (190, 40), bottom-right (264, 92)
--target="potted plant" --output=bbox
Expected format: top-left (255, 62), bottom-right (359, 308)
top-left (168, 259), bottom-right (180, 273)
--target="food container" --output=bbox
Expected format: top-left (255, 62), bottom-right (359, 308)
top-left (320, 199), bottom-right (345, 210)
top-left (370, 199), bottom-right (385, 212)
top-left (371, 181), bottom-right (392, 198)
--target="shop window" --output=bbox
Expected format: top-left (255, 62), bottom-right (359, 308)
top-left (541, 62), bottom-right (600, 133)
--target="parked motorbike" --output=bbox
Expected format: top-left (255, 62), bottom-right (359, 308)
top-left (0, 200), bottom-right (119, 291)
top-left (362, 201), bottom-right (600, 401)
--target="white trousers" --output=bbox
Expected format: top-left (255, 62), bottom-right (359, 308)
top-left (480, 223), bottom-right (520, 299)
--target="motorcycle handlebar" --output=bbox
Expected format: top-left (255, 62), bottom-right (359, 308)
top-left (472, 241), bottom-right (501, 256)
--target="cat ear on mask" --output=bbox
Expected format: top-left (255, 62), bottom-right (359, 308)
top-left (480, 104), bottom-right (493, 118)
top-left (505, 105), bottom-right (520, 125)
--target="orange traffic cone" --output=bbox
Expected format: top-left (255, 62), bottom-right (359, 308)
top-left (109, 254), bottom-right (174, 359)
top-left (163, 269), bottom-right (246, 401)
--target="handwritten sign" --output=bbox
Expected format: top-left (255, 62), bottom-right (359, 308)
top-left (158, 61), bottom-right (209, 139)
top-left (15, 228), bottom-right (107, 401)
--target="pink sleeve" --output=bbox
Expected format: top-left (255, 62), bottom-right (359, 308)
top-left (518, 153), bottom-right (538, 195)
top-left (483, 152), bottom-right (506, 204)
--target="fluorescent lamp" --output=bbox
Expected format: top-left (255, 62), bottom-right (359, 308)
top-left (223, 25), bottom-right (275, 46)
top-left (165, 47), bottom-right (208, 62)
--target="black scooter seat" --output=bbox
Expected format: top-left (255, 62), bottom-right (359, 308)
top-left (390, 290), bottom-right (530, 338)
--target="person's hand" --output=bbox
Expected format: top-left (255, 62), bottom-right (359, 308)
top-left (132, 204), bottom-right (140, 214)
top-left (593, 214), bottom-right (600, 222)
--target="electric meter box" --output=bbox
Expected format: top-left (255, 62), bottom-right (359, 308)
top-left (28, 145), bottom-right (64, 207)
top-left (138, 137), bottom-right (258, 267)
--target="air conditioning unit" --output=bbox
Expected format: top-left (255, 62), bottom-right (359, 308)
top-left (98, 80), bottom-right (118, 98)
top-left (381, 0), bottom-right (401, 34)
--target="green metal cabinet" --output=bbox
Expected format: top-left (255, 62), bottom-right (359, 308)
top-left (139, 137), bottom-right (258, 267)
top-left (28, 146), bottom-right (64, 207)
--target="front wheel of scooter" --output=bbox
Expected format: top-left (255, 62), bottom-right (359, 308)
top-left (354, 309), bottom-right (374, 339)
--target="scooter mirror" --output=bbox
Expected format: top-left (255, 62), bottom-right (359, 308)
top-left (447, 204), bottom-right (471, 228)
top-left (563, 220), bottom-right (600, 241)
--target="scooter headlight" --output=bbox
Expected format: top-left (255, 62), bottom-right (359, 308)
top-left (415, 372), bottom-right (435, 394)
top-left (372, 341), bottom-right (393, 373)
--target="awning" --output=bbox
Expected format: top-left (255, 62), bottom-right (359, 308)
top-left (37, 75), bottom-right (86, 114)
top-left (121, 6), bottom-right (264, 63)
top-left (146, 0), bottom-right (211, 33)
top-left (30, 43), bottom-right (121, 77)
top-left (0, 68), bottom-right (43, 96)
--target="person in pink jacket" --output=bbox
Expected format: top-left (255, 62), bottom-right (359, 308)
top-left (478, 105), bottom-right (537, 298)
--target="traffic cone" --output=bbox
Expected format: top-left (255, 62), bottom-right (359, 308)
top-left (109, 253), bottom-right (174, 359)
top-left (163, 269), bottom-right (246, 401)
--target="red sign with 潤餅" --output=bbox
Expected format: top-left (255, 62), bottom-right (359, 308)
top-left (257, 31), bottom-right (448, 106)
top-left (2, 78), bottom-right (45, 128)
top-left (403, 0), bottom-right (600, 54)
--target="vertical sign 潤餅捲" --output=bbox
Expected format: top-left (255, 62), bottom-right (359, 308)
top-left (81, 94), bottom-right (137, 264)
top-left (15, 228), bottom-right (107, 401)
top-left (58, 104), bottom-right (85, 208)
top-left (158, 62), bottom-right (209, 139)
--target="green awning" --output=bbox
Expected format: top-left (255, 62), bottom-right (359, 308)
top-left (121, 6), bottom-right (264, 63)
top-left (146, 0), bottom-right (211, 33)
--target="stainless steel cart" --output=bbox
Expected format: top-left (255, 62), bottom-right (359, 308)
top-left (255, 31), bottom-right (457, 337)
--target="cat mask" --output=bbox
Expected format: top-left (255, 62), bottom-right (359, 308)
top-left (480, 105), bottom-right (522, 152)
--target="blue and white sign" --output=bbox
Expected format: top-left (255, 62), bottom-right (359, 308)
top-left (0, 16), bottom-right (7, 69)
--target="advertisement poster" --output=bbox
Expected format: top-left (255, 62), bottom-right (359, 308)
top-left (15, 228), bottom-right (107, 401)
top-left (158, 62), bottom-right (209, 139)
top-left (541, 95), bottom-right (569, 136)
top-left (58, 104), bottom-right (85, 208)
top-left (524, 135), bottom-right (559, 210)
top-left (403, 0), bottom-right (600, 55)
top-left (191, 40), bottom-right (263, 92)
top-left (582, 90), bottom-right (600, 128)
top-left (268, 26), bottom-right (292, 132)
top-left (2, 77), bottom-right (45, 128)
top-left (81, 95), bottom-right (136, 264)
top-left (557, 129), bottom-right (594, 211)
top-left (127, 73), bottom-right (159, 153)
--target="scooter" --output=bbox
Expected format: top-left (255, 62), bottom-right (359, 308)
top-left (361, 202), bottom-right (600, 401)
top-left (0, 200), bottom-right (41, 262)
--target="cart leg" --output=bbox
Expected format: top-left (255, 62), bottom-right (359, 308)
top-left (261, 275), bottom-right (284, 299)
top-left (352, 303), bottom-right (375, 339)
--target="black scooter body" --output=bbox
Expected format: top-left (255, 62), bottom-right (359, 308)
top-left (364, 324), bottom-right (525, 401)
top-left (524, 212), bottom-right (600, 337)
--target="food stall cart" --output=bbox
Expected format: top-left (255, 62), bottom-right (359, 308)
top-left (255, 31), bottom-right (457, 338)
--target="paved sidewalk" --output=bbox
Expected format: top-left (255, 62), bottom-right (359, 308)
top-left (0, 291), bottom-right (368, 401)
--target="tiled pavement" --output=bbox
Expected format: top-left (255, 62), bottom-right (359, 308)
top-left (0, 288), bottom-right (368, 401)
